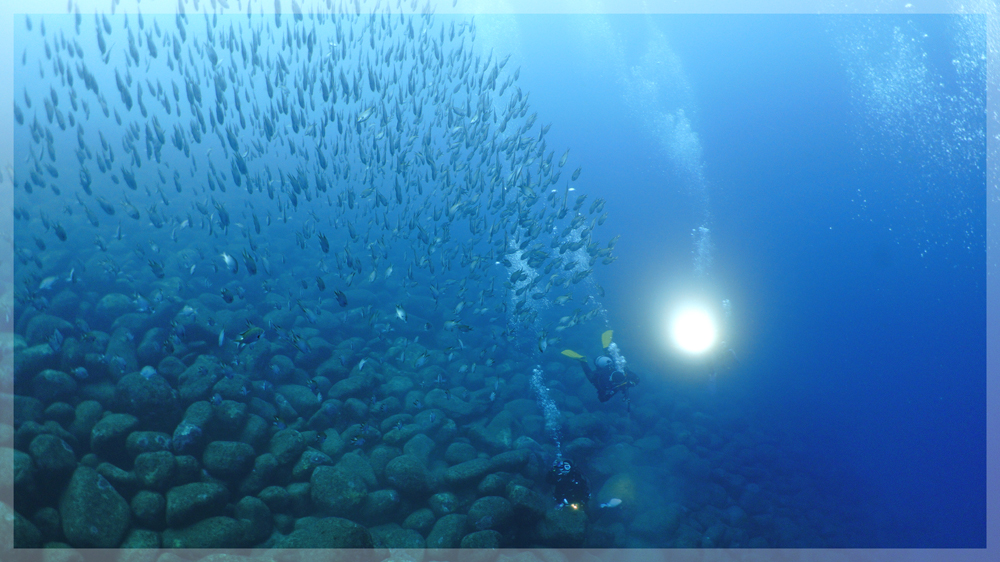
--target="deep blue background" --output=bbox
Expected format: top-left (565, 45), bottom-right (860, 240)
top-left (499, 14), bottom-right (986, 547)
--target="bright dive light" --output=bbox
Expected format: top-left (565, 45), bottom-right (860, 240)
top-left (671, 308), bottom-right (717, 354)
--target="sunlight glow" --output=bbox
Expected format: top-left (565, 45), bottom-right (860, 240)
top-left (670, 307), bottom-right (717, 354)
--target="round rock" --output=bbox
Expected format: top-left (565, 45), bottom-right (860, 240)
top-left (310, 465), bottom-right (369, 517)
top-left (59, 466), bottom-right (130, 548)
top-left (383, 454), bottom-right (428, 498)
top-left (202, 441), bottom-right (256, 480)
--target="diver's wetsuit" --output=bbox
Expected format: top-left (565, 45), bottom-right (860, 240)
top-left (581, 360), bottom-right (640, 403)
top-left (546, 460), bottom-right (590, 508)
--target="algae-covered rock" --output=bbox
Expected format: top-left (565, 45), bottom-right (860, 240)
top-left (165, 482), bottom-right (229, 527)
top-left (171, 401), bottom-right (212, 455)
top-left (13, 511), bottom-right (42, 548)
top-left (371, 525), bottom-right (425, 549)
top-left (131, 490), bottom-right (166, 529)
top-left (310, 465), bottom-right (369, 517)
top-left (384, 454), bottom-right (428, 497)
top-left (43, 401), bottom-right (74, 425)
top-left (367, 444), bottom-right (402, 480)
top-left (234, 495), bottom-right (272, 546)
top-left (361, 489), bottom-right (401, 524)
top-left (467, 496), bottom-right (513, 531)
top-left (477, 473), bottom-right (510, 497)
top-left (469, 410), bottom-right (515, 453)
top-left (14, 395), bottom-right (45, 426)
top-left (336, 451), bottom-right (378, 488)
top-left (291, 448), bottom-right (334, 481)
top-left (268, 354), bottom-right (295, 383)
top-left (213, 399), bottom-right (248, 438)
top-left (136, 326), bottom-right (168, 367)
top-left (258, 485), bottom-right (291, 513)
top-left (327, 375), bottom-right (369, 400)
top-left (94, 293), bottom-right (134, 329)
top-left (428, 492), bottom-right (460, 517)
top-left (537, 507), bottom-right (587, 547)
top-left (240, 413), bottom-right (271, 452)
top-left (25, 314), bottom-right (75, 347)
top-left (28, 433), bottom-right (76, 482)
top-left (202, 440), bottom-right (255, 480)
top-left (15, 344), bottom-right (57, 381)
top-left (489, 448), bottom-right (530, 473)
top-left (176, 356), bottom-right (223, 403)
top-left (156, 355), bottom-right (187, 383)
top-left (68, 400), bottom-right (103, 445)
top-left (96, 461), bottom-right (139, 498)
top-left (125, 431), bottom-right (173, 459)
top-left (507, 483), bottom-right (547, 523)
top-left (134, 451), bottom-right (177, 490)
top-left (59, 466), bottom-right (131, 548)
top-left (161, 516), bottom-right (247, 548)
top-left (443, 457), bottom-right (492, 487)
top-left (445, 442), bottom-right (477, 465)
top-left (402, 507), bottom-right (436, 535)
top-left (31, 369), bottom-right (77, 403)
top-left (13, 448), bottom-right (38, 510)
top-left (402, 433), bottom-right (435, 464)
top-left (277, 384), bottom-right (323, 418)
top-left (276, 516), bottom-right (373, 548)
top-left (423, 387), bottom-right (477, 419)
top-left (460, 529), bottom-right (502, 549)
top-left (426, 513), bottom-right (467, 549)
top-left (115, 373), bottom-right (180, 432)
top-left (238, 452), bottom-right (279, 497)
top-left (120, 527), bottom-right (161, 549)
top-left (269, 428), bottom-right (306, 465)
top-left (31, 506), bottom-right (60, 544)
top-left (90, 413), bottom-right (139, 462)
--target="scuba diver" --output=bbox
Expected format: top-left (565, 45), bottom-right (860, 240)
top-left (562, 330), bottom-right (640, 410)
top-left (546, 458), bottom-right (590, 510)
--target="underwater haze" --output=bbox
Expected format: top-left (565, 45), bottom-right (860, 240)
top-left (4, 1), bottom-right (986, 550)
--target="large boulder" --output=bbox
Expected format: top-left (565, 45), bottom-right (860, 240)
top-left (31, 370), bottom-right (77, 403)
top-left (311, 465), bottom-right (369, 517)
top-left (426, 513), bottom-right (468, 550)
top-left (94, 293), bottom-right (134, 329)
top-left (90, 413), bottom-right (139, 464)
top-left (383, 454), bottom-right (428, 498)
top-left (165, 482), bottom-right (229, 527)
top-left (115, 373), bottom-right (181, 432)
top-left (202, 441), bottom-right (255, 480)
top-left (25, 314), bottom-right (75, 347)
top-left (134, 451), bottom-right (177, 491)
top-left (59, 466), bottom-right (131, 548)
top-left (28, 433), bottom-right (76, 483)
top-left (467, 496), bottom-right (513, 532)
top-left (161, 516), bottom-right (247, 548)
top-left (443, 457), bottom-right (492, 487)
top-left (276, 517), bottom-right (373, 548)
top-left (537, 507), bottom-right (587, 547)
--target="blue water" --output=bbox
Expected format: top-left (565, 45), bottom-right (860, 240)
top-left (503, 13), bottom-right (986, 547)
top-left (6, 5), bottom-right (986, 549)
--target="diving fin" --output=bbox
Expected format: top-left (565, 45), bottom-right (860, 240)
top-left (601, 330), bottom-right (613, 349)
top-left (561, 349), bottom-right (586, 361)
